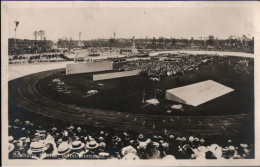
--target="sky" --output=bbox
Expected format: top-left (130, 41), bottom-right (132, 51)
top-left (8, 7), bottom-right (254, 41)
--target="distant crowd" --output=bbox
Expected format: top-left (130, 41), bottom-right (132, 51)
top-left (9, 53), bottom-right (69, 65)
top-left (8, 117), bottom-right (254, 160)
top-left (120, 55), bottom-right (211, 77)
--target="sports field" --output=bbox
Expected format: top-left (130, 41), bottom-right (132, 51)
top-left (8, 55), bottom-right (254, 138)
top-left (37, 56), bottom-right (254, 116)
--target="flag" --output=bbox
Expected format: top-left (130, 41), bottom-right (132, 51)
top-left (15, 21), bottom-right (19, 30)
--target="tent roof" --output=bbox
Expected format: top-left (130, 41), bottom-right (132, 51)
top-left (166, 80), bottom-right (234, 106)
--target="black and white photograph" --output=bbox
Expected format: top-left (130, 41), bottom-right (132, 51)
top-left (1, 1), bottom-right (260, 166)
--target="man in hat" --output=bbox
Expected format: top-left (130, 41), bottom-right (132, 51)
top-left (67, 140), bottom-right (86, 159)
top-left (57, 142), bottom-right (70, 159)
top-left (82, 140), bottom-right (99, 159)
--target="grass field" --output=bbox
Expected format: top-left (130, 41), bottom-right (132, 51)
top-left (38, 56), bottom-right (254, 116)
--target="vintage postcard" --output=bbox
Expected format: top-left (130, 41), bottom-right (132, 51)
top-left (1, 1), bottom-right (260, 166)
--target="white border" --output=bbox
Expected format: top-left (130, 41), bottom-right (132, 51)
top-left (1, 1), bottom-right (260, 166)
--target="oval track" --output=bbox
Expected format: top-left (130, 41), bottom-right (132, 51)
top-left (9, 68), bottom-right (253, 136)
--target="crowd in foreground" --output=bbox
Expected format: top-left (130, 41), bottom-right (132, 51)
top-left (8, 118), bottom-right (254, 160)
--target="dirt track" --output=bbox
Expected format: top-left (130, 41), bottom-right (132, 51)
top-left (8, 68), bottom-right (253, 137)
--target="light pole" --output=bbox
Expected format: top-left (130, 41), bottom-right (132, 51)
top-left (14, 21), bottom-right (19, 49)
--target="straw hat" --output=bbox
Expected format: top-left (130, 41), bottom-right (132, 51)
top-left (240, 143), bottom-right (248, 148)
top-left (58, 142), bottom-right (70, 155)
top-left (9, 143), bottom-right (15, 153)
top-left (162, 155), bottom-right (176, 159)
top-left (121, 145), bottom-right (137, 156)
top-left (8, 136), bottom-right (14, 143)
top-left (86, 141), bottom-right (99, 150)
top-left (69, 141), bottom-right (85, 151)
top-left (122, 153), bottom-right (140, 160)
top-left (27, 141), bottom-right (45, 154)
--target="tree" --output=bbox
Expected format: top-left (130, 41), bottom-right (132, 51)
top-left (33, 31), bottom-right (38, 40)
top-left (207, 35), bottom-right (215, 46)
top-left (38, 30), bottom-right (45, 40)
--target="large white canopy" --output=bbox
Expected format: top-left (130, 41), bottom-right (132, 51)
top-left (165, 80), bottom-right (234, 106)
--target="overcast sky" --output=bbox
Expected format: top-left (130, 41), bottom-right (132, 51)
top-left (8, 7), bottom-right (254, 41)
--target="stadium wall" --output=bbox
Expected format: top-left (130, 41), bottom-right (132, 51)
top-left (66, 61), bottom-right (113, 75)
top-left (93, 70), bottom-right (141, 81)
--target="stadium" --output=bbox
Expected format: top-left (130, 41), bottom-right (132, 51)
top-left (8, 49), bottom-right (254, 160)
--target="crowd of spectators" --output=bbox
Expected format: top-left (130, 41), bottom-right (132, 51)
top-left (9, 53), bottom-right (70, 65)
top-left (88, 47), bottom-right (118, 55)
top-left (120, 55), bottom-right (212, 77)
top-left (8, 118), bottom-right (254, 160)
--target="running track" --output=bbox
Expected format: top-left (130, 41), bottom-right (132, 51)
top-left (9, 69), bottom-right (253, 136)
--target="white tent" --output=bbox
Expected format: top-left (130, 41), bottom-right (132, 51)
top-left (165, 80), bottom-right (234, 106)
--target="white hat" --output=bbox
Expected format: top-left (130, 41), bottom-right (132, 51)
top-left (9, 143), bottom-right (15, 153)
top-left (169, 135), bottom-right (174, 139)
top-left (228, 146), bottom-right (235, 151)
top-left (8, 136), bottom-right (14, 143)
top-left (69, 141), bottom-right (85, 151)
top-left (77, 127), bottom-right (81, 131)
top-left (137, 142), bottom-right (147, 149)
top-left (58, 142), bottom-right (70, 155)
top-left (162, 155), bottom-right (176, 159)
top-left (189, 136), bottom-right (194, 142)
top-left (240, 143), bottom-right (248, 148)
top-left (86, 141), bottom-right (99, 150)
top-left (121, 145), bottom-right (137, 156)
top-left (122, 153), bottom-right (140, 160)
top-left (28, 141), bottom-right (45, 154)
top-left (153, 142), bottom-right (160, 148)
top-left (162, 142), bottom-right (169, 148)
top-left (194, 138), bottom-right (199, 142)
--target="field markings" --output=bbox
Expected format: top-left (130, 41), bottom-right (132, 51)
top-left (208, 123), bottom-right (214, 127)
top-left (242, 66), bottom-right (250, 74)
top-left (141, 103), bottom-right (150, 108)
